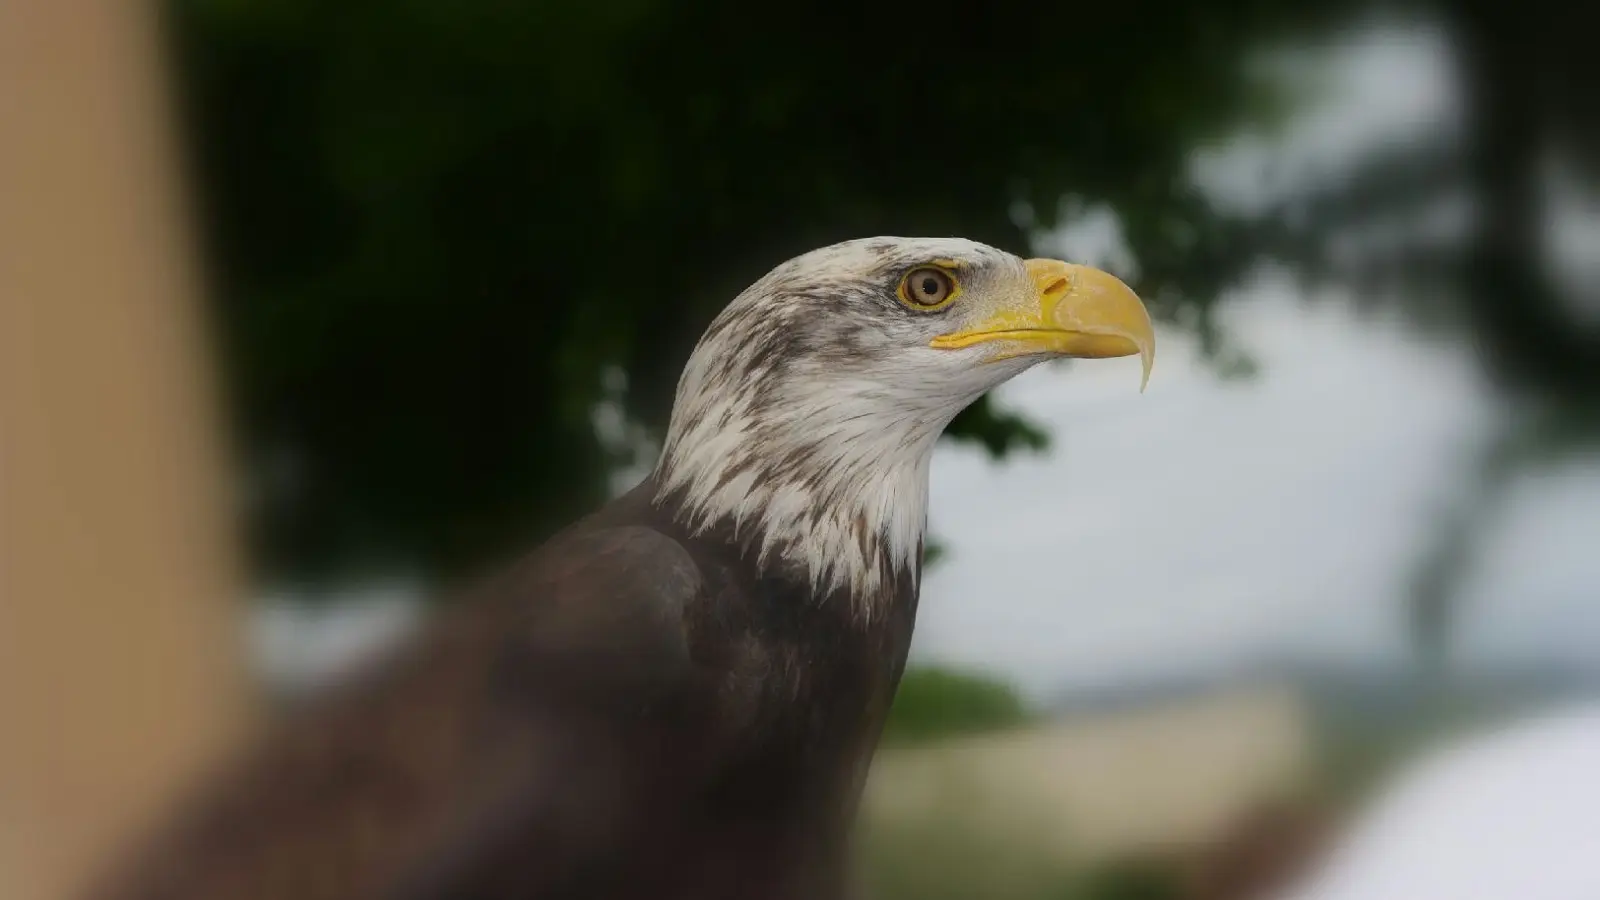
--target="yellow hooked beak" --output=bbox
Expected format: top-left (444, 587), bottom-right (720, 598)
top-left (930, 259), bottom-right (1155, 391)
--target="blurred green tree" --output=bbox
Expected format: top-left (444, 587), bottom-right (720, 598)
top-left (879, 665), bottom-right (1029, 744)
top-left (163, 0), bottom-right (1326, 593)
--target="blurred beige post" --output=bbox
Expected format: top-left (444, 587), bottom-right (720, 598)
top-left (0, 4), bottom-right (252, 899)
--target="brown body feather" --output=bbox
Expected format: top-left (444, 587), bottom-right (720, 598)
top-left (92, 479), bottom-right (919, 900)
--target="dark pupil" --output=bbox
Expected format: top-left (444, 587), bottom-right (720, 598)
top-left (920, 276), bottom-right (941, 297)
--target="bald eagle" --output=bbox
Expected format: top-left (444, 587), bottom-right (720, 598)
top-left (93, 237), bottom-right (1154, 900)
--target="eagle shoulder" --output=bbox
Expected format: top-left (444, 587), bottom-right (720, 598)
top-left (494, 524), bottom-right (703, 696)
top-left (89, 522), bottom-right (717, 900)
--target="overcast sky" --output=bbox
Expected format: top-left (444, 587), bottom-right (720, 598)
top-left (914, 18), bottom-right (1600, 697)
top-left (916, 280), bottom-right (1516, 696)
top-left (252, 18), bottom-right (1600, 700)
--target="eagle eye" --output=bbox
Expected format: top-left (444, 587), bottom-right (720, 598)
top-left (899, 267), bottom-right (957, 308)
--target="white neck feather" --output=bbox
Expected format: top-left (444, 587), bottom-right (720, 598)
top-left (654, 371), bottom-right (949, 617)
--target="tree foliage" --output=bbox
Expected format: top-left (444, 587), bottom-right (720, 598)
top-left (880, 666), bottom-right (1030, 745)
top-left (164, 0), bottom-right (1324, 592)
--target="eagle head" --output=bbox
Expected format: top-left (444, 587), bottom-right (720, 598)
top-left (655, 237), bottom-right (1154, 612)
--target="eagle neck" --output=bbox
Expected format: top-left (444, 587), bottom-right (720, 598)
top-left (652, 420), bottom-right (938, 624)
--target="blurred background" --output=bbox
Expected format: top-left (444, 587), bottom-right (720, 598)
top-left (1, 1), bottom-right (1596, 898)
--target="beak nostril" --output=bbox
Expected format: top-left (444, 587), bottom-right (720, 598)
top-left (1042, 277), bottom-right (1068, 296)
